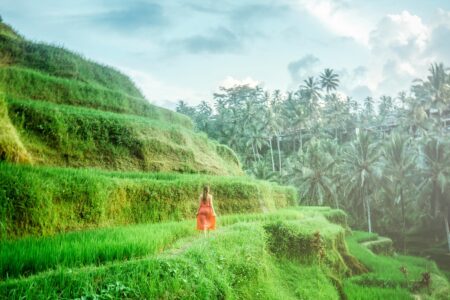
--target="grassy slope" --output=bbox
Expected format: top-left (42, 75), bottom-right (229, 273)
top-left (0, 67), bottom-right (192, 127)
top-left (0, 162), bottom-right (296, 239)
top-left (0, 27), bottom-right (141, 97)
top-left (345, 231), bottom-right (450, 299)
top-left (1, 207), bottom-right (448, 299)
top-left (0, 93), bottom-right (31, 163)
top-left (1, 19), bottom-right (448, 300)
top-left (0, 21), bottom-right (240, 175)
top-left (4, 97), bottom-right (240, 174)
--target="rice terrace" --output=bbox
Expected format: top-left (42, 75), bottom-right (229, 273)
top-left (1, 1), bottom-right (450, 299)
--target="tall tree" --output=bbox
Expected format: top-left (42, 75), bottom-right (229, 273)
top-left (320, 68), bottom-right (340, 94)
top-left (342, 132), bottom-right (380, 233)
top-left (419, 137), bottom-right (450, 251)
top-left (413, 63), bottom-right (450, 131)
top-left (293, 139), bottom-right (338, 208)
top-left (301, 77), bottom-right (322, 131)
top-left (381, 133), bottom-right (416, 252)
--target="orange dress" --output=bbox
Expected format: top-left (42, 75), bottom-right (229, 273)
top-left (196, 197), bottom-right (216, 230)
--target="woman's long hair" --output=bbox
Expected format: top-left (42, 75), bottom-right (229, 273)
top-left (202, 185), bottom-right (210, 203)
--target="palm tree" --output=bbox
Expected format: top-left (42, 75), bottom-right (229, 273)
top-left (342, 132), bottom-right (380, 233)
top-left (320, 68), bottom-right (340, 94)
top-left (265, 106), bottom-right (280, 171)
top-left (301, 77), bottom-right (322, 103)
top-left (323, 93), bottom-right (343, 140)
top-left (246, 116), bottom-right (268, 163)
top-left (301, 77), bottom-right (322, 131)
top-left (248, 160), bottom-right (277, 181)
top-left (413, 63), bottom-right (450, 131)
top-left (271, 90), bottom-right (286, 174)
top-left (400, 96), bottom-right (430, 136)
top-left (293, 139), bottom-right (338, 208)
top-left (381, 133), bottom-right (416, 252)
top-left (379, 95), bottom-right (393, 117)
top-left (176, 100), bottom-right (196, 118)
top-left (364, 96), bottom-right (375, 117)
top-left (284, 91), bottom-right (309, 150)
top-left (196, 101), bottom-right (213, 132)
top-left (418, 137), bottom-right (450, 251)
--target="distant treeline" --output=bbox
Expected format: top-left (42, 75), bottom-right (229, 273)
top-left (177, 64), bottom-right (450, 258)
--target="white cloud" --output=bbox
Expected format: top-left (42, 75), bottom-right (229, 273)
top-left (293, 3), bottom-right (450, 100)
top-left (296, 0), bottom-right (372, 45)
top-left (120, 67), bottom-right (209, 109)
top-left (219, 76), bottom-right (261, 88)
top-left (367, 11), bottom-right (435, 97)
top-left (287, 54), bottom-right (320, 84)
top-left (369, 11), bottom-right (429, 57)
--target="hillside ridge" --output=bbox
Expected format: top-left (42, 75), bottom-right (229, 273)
top-left (0, 20), bottom-right (241, 175)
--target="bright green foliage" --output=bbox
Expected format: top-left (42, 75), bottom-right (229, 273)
top-left (1, 207), bottom-right (447, 299)
top-left (346, 231), bottom-right (450, 299)
top-left (294, 138), bottom-right (338, 207)
top-left (343, 282), bottom-right (413, 300)
top-left (0, 94), bottom-right (31, 162)
top-left (362, 237), bottom-right (394, 256)
top-left (5, 97), bottom-right (238, 174)
top-left (0, 67), bottom-right (192, 127)
top-left (0, 32), bottom-right (141, 97)
top-left (0, 208), bottom-right (350, 299)
top-left (0, 22), bottom-right (20, 42)
top-left (0, 162), bottom-right (296, 239)
top-left (0, 21), bottom-right (242, 177)
top-left (178, 62), bottom-right (450, 267)
top-left (265, 260), bottom-right (340, 300)
top-left (0, 209), bottom-right (305, 280)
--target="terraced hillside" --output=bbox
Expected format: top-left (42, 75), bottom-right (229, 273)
top-left (0, 20), bottom-right (297, 240)
top-left (0, 21), bottom-right (240, 175)
top-left (1, 19), bottom-right (448, 300)
top-left (1, 207), bottom-right (448, 299)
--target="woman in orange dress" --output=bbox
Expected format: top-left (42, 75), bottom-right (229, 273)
top-left (196, 185), bottom-right (216, 237)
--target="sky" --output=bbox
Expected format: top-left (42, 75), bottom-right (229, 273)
top-left (1, 0), bottom-right (450, 109)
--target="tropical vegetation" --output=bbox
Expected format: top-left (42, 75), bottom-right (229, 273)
top-left (177, 64), bottom-right (450, 263)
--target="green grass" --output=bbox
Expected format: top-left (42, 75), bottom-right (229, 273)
top-left (0, 22), bottom-right (20, 42)
top-left (0, 221), bottom-right (194, 280)
top-left (343, 282), bottom-right (413, 300)
top-left (0, 29), bottom-right (142, 97)
top-left (0, 208), bottom-right (346, 299)
top-left (445, 271), bottom-right (450, 281)
top-left (0, 21), bottom-right (248, 178)
top-left (5, 97), bottom-right (240, 174)
top-left (0, 209), bottom-right (305, 280)
top-left (0, 94), bottom-right (31, 162)
top-left (266, 260), bottom-right (340, 300)
top-left (0, 208), bottom-right (448, 299)
top-left (0, 67), bottom-right (192, 127)
top-left (346, 231), bottom-right (450, 299)
top-left (0, 161), bottom-right (296, 239)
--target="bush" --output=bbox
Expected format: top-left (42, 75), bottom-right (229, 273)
top-left (364, 237), bottom-right (394, 256)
